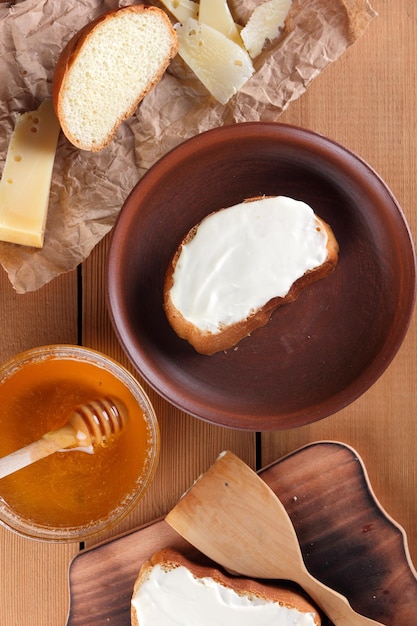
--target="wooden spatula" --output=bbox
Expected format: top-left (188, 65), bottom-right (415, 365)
top-left (165, 451), bottom-right (385, 626)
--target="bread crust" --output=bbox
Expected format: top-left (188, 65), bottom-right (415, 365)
top-left (52, 5), bottom-right (178, 151)
top-left (164, 197), bottom-right (339, 355)
top-left (131, 548), bottom-right (321, 626)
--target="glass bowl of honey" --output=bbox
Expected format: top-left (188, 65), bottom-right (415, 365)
top-left (0, 345), bottom-right (160, 542)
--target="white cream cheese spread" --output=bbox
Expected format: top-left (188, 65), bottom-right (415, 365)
top-left (132, 563), bottom-right (317, 625)
top-left (169, 196), bottom-right (328, 333)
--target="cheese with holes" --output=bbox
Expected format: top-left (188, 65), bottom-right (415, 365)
top-left (198, 0), bottom-right (243, 47)
top-left (0, 100), bottom-right (60, 248)
top-left (159, 0), bottom-right (198, 22)
top-left (241, 0), bottom-right (292, 58)
top-left (175, 18), bottom-right (254, 104)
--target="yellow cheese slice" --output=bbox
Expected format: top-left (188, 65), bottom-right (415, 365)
top-left (0, 100), bottom-right (60, 248)
top-left (241, 0), bottom-right (292, 58)
top-left (198, 0), bottom-right (243, 47)
top-left (159, 0), bottom-right (198, 22)
top-left (175, 18), bottom-right (254, 105)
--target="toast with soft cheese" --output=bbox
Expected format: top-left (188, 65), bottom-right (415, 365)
top-left (164, 196), bottom-right (339, 355)
top-left (131, 548), bottom-right (321, 626)
top-left (52, 5), bottom-right (178, 152)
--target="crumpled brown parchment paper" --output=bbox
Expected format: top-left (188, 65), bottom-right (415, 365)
top-left (0, 0), bottom-right (376, 293)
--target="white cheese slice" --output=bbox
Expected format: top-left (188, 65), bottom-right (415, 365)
top-left (159, 0), bottom-right (198, 22)
top-left (241, 0), bottom-right (292, 58)
top-left (0, 100), bottom-right (60, 248)
top-left (198, 0), bottom-right (243, 47)
top-left (175, 18), bottom-right (254, 104)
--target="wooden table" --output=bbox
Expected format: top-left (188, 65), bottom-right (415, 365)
top-left (0, 1), bottom-right (415, 623)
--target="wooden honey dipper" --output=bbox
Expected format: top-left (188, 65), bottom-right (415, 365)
top-left (0, 397), bottom-right (128, 480)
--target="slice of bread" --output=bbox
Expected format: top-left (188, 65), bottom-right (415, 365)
top-left (164, 196), bottom-right (339, 355)
top-left (131, 548), bottom-right (321, 625)
top-left (52, 5), bottom-right (178, 152)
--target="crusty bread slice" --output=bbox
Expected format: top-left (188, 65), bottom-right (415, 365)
top-left (131, 548), bottom-right (321, 626)
top-left (52, 5), bottom-right (178, 152)
top-left (164, 196), bottom-right (339, 355)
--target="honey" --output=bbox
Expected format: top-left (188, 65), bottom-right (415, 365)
top-left (0, 346), bottom-right (159, 541)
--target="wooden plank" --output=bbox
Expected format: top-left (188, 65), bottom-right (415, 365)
top-left (80, 233), bottom-right (256, 546)
top-left (0, 270), bottom-right (79, 362)
top-left (261, 0), bottom-right (417, 567)
top-left (0, 525), bottom-right (78, 626)
top-left (0, 269), bottom-right (79, 625)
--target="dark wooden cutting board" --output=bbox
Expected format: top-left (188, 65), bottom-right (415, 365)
top-left (66, 441), bottom-right (417, 625)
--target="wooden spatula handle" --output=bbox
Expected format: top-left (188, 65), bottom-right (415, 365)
top-left (297, 568), bottom-right (383, 626)
top-left (0, 425), bottom-right (77, 480)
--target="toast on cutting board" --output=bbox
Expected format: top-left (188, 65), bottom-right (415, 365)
top-left (131, 548), bottom-right (321, 625)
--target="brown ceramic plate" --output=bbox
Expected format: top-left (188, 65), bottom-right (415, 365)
top-left (106, 123), bottom-right (416, 430)
top-left (66, 442), bottom-right (417, 625)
